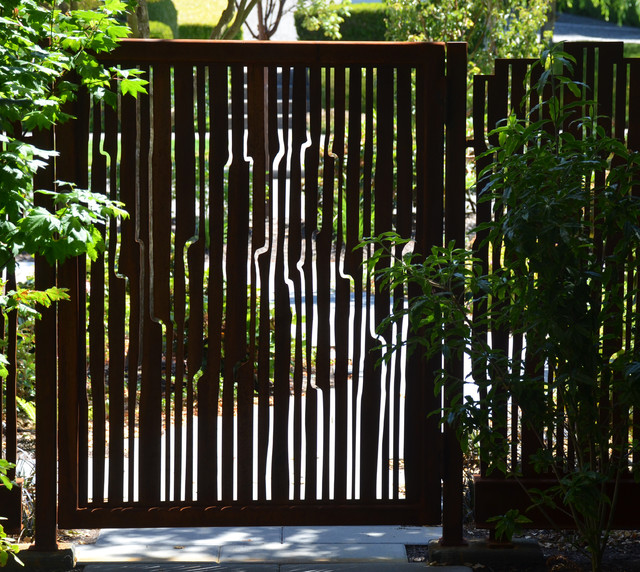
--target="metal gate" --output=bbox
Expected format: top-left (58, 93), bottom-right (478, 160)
top-left (36, 40), bottom-right (467, 533)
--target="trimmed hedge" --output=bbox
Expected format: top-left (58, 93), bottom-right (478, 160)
top-left (178, 23), bottom-right (244, 39)
top-left (178, 23), bottom-right (213, 38)
top-left (295, 3), bottom-right (387, 41)
top-left (150, 20), bottom-right (174, 39)
top-left (148, 0), bottom-right (179, 38)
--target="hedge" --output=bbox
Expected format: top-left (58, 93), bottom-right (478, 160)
top-left (295, 3), bottom-right (387, 41)
top-left (148, 0), bottom-right (179, 38)
top-left (150, 20), bottom-right (174, 39)
top-left (178, 24), bottom-right (244, 39)
top-left (178, 23), bottom-right (213, 38)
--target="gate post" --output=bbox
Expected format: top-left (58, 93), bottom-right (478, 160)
top-left (33, 127), bottom-right (59, 551)
top-left (441, 41), bottom-right (468, 547)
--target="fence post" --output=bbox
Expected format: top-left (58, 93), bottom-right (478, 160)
top-left (441, 41), bottom-right (468, 547)
top-left (33, 127), bottom-right (59, 551)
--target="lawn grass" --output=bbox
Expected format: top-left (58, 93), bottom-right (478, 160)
top-left (624, 42), bottom-right (640, 57)
top-left (173, 0), bottom-right (228, 29)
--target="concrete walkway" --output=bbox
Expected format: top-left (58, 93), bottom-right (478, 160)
top-left (82, 567), bottom-right (469, 572)
top-left (75, 525), bottom-right (471, 571)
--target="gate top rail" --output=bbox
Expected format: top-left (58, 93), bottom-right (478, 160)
top-left (101, 38), bottom-right (448, 65)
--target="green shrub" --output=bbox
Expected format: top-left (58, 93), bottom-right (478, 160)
top-left (179, 23), bottom-right (243, 39)
top-left (149, 20), bottom-right (174, 38)
top-left (178, 23), bottom-right (212, 38)
top-left (148, 0), bottom-right (179, 37)
top-left (295, 2), bottom-right (387, 40)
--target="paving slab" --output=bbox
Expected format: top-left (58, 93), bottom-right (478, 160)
top-left (75, 526), bottom-right (472, 571)
top-left (89, 527), bottom-right (283, 547)
top-left (83, 565), bottom-right (279, 571)
top-left (283, 566), bottom-right (470, 572)
top-left (219, 542), bottom-right (408, 564)
top-left (83, 566), bottom-right (471, 571)
top-left (283, 526), bottom-right (440, 545)
top-left (76, 527), bottom-right (284, 563)
top-left (76, 544), bottom-right (221, 562)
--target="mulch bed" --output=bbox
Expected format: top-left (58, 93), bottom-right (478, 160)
top-left (407, 526), bottom-right (640, 571)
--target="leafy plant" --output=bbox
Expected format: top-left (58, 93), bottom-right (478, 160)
top-left (0, 0), bottom-right (145, 370)
top-left (363, 48), bottom-right (640, 572)
top-left (295, 2), bottom-right (384, 41)
top-left (295, 0), bottom-right (351, 39)
top-left (384, 0), bottom-right (552, 75)
top-left (1, 1), bottom-right (144, 556)
top-left (487, 509), bottom-right (532, 543)
top-left (0, 459), bottom-right (21, 567)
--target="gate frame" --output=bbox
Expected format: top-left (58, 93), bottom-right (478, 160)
top-left (32, 40), bottom-right (468, 550)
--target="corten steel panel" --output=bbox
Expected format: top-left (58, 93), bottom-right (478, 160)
top-left (472, 42), bottom-right (640, 529)
top-left (89, 101), bottom-right (107, 508)
top-left (0, 480), bottom-right (22, 536)
top-left (630, 60), bottom-right (640, 473)
top-left (33, 126), bottom-right (58, 551)
top-left (52, 41), bottom-right (466, 533)
top-left (101, 40), bottom-right (446, 66)
top-left (441, 42), bottom-right (467, 546)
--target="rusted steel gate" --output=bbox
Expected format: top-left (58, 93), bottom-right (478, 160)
top-left (472, 42), bottom-right (640, 527)
top-left (33, 40), bottom-right (467, 546)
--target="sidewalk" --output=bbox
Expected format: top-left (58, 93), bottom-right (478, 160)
top-left (75, 525), bottom-right (471, 571)
top-left (554, 12), bottom-right (640, 43)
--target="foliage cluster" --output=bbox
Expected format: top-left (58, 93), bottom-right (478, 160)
top-left (364, 49), bottom-right (640, 572)
top-left (1, 0), bottom-right (143, 557)
top-left (559, 0), bottom-right (640, 26)
top-left (295, 0), bottom-right (351, 39)
top-left (149, 19), bottom-right (174, 38)
top-left (0, 0), bottom-right (143, 278)
top-left (295, 2), bottom-right (385, 40)
top-left (384, 0), bottom-right (551, 74)
top-left (0, 0), bottom-right (143, 276)
top-left (0, 461), bottom-right (20, 567)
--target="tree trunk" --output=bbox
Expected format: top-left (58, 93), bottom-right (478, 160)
top-left (136, 0), bottom-right (151, 38)
top-left (257, 1), bottom-right (268, 40)
top-left (128, 0), bottom-right (151, 38)
top-left (541, 0), bottom-right (557, 40)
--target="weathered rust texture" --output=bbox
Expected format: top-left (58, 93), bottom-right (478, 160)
top-left (44, 41), bottom-right (467, 540)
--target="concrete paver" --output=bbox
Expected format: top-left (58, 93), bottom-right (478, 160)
top-left (82, 566), bottom-right (470, 571)
top-left (77, 544), bottom-right (221, 563)
top-left (75, 527), bottom-right (284, 563)
top-left (219, 542), bottom-right (408, 564)
top-left (76, 526), bottom-right (439, 565)
top-left (82, 566), bottom-right (280, 571)
top-left (282, 525), bottom-right (441, 545)
top-left (282, 567), bottom-right (470, 572)
top-left (75, 526), bottom-right (471, 570)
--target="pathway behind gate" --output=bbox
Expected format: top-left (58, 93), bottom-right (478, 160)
top-left (75, 525), bottom-right (471, 571)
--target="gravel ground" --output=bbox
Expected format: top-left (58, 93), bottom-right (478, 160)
top-left (407, 527), bottom-right (640, 571)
